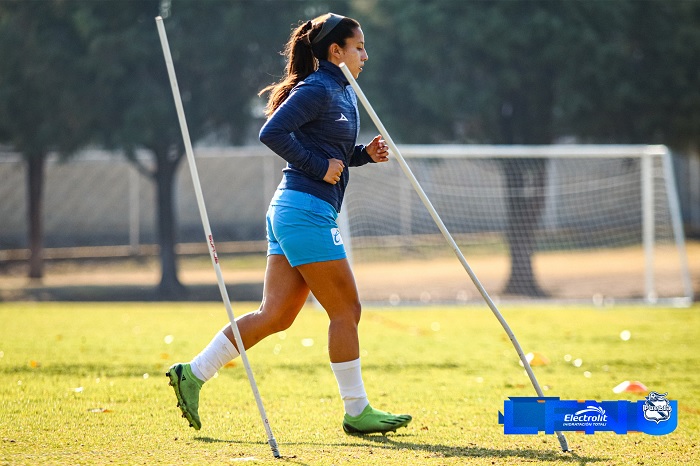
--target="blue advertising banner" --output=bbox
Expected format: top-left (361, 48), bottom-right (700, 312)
top-left (499, 391), bottom-right (676, 435)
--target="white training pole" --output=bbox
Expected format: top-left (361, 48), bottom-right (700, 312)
top-left (156, 17), bottom-right (280, 458)
top-left (340, 63), bottom-right (569, 452)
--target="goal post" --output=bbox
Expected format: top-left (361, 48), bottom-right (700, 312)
top-left (341, 144), bottom-right (692, 306)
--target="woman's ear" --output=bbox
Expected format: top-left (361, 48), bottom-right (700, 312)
top-left (330, 43), bottom-right (342, 58)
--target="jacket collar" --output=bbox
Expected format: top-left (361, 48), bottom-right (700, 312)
top-left (318, 60), bottom-right (349, 86)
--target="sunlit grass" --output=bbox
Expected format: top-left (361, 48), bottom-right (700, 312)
top-left (0, 302), bottom-right (698, 465)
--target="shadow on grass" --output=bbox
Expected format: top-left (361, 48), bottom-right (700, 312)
top-left (195, 435), bottom-right (609, 464)
top-left (358, 434), bottom-right (608, 464)
top-left (195, 437), bottom-right (311, 465)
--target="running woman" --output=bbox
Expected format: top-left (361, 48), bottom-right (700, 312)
top-left (167, 13), bottom-right (412, 435)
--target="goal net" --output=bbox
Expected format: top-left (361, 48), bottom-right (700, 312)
top-left (341, 144), bottom-right (692, 306)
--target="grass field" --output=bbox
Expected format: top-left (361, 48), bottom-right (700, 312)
top-left (0, 302), bottom-right (698, 465)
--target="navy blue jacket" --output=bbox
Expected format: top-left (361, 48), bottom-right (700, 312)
top-left (259, 60), bottom-right (374, 212)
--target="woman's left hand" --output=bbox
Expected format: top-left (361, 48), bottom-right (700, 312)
top-left (366, 135), bottom-right (390, 163)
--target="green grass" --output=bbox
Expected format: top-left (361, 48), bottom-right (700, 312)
top-left (0, 302), bottom-right (698, 465)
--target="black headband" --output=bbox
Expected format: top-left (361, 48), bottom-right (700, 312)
top-left (312, 13), bottom-right (344, 45)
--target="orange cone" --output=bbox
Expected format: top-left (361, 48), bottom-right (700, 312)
top-left (613, 380), bottom-right (648, 394)
top-left (525, 352), bottom-right (550, 366)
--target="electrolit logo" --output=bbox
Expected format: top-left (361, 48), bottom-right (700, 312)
top-left (563, 406), bottom-right (608, 427)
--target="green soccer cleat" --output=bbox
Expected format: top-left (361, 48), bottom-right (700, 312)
top-left (342, 404), bottom-right (412, 435)
top-left (166, 363), bottom-right (203, 430)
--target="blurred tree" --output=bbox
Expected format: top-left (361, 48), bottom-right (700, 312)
top-left (355, 0), bottom-right (700, 295)
top-left (0, 0), bottom-right (94, 278)
top-left (78, 0), bottom-right (196, 297)
top-left (77, 0), bottom-right (228, 298)
top-left (2, 0), bottom-right (698, 297)
top-left (79, 0), bottom-right (339, 298)
top-left (357, 0), bottom-right (578, 295)
top-left (0, 0), bottom-right (349, 296)
top-left (558, 1), bottom-right (700, 149)
top-left (662, 2), bottom-right (700, 153)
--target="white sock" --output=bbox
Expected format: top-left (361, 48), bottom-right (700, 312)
top-left (190, 328), bottom-right (240, 383)
top-left (330, 358), bottom-right (369, 417)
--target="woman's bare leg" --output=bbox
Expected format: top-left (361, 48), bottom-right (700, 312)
top-left (296, 258), bottom-right (361, 363)
top-left (222, 254), bottom-right (310, 350)
top-left (167, 254), bottom-right (308, 430)
top-left (294, 258), bottom-right (412, 433)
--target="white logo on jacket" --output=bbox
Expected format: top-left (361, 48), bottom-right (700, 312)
top-left (335, 113), bottom-right (349, 122)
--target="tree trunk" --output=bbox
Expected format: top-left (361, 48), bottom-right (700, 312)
top-left (154, 147), bottom-right (186, 299)
top-left (27, 153), bottom-right (46, 279)
top-left (502, 159), bottom-right (547, 297)
top-left (499, 92), bottom-right (550, 297)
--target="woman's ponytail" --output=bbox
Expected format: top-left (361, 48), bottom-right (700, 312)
top-left (259, 20), bottom-right (317, 117)
top-left (259, 14), bottom-right (360, 117)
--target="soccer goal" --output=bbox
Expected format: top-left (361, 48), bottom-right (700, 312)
top-left (341, 144), bottom-right (692, 306)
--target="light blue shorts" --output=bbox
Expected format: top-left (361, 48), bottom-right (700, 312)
top-left (266, 189), bottom-right (347, 267)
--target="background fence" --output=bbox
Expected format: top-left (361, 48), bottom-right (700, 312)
top-left (0, 147), bottom-right (284, 255)
top-left (1, 146), bottom-right (699, 254)
top-left (1, 145), bottom-right (698, 303)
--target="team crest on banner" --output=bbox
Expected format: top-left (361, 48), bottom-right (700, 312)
top-left (643, 392), bottom-right (673, 424)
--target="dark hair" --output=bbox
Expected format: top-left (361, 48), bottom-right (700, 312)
top-left (259, 13), bottom-right (361, 117)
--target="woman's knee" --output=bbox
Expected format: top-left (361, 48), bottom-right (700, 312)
top-left (258, 301), bottom-right (302, 334)
top-left (329, 299), bottom-right (362, 327)
top-left (351, 300), bottom-right (362, 324)
top-left (271, 311), bottom-right (297, 333)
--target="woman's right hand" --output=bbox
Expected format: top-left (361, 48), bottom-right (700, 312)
top-left (324, 158), bottom-right (345, 185)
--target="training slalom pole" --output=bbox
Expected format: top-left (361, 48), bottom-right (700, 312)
top-left (340, 64), bottom-right (569, 452)
top-left (156, 17), bottom-right (280, 458)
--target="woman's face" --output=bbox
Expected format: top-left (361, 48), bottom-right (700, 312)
top-left (334, 27), bottom-right (368, 79)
